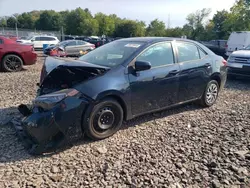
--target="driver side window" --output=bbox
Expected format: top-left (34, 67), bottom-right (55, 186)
top-left (136, 42), bottom-right (174, 68)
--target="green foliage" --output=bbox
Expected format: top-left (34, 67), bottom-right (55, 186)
top-left (35, 10), bottom-right (62, 31)
top-left (146, 19), bottom-right (166, 36)
top-left (114, 20), bottom-right (146, 37)
top-left (186, 8), bottom-right (212, 40)
top-left (65, 7), bottom-right (98, 35)
top-left (0, 17), bottom-right (7, 27)
top-left (212, 10), bottom-right (230, 39)
top-left (95, 13), bottom-right (115, 36)
top-left (1, 1), bottom-right (250, 40)
top-left (17, 13), bottom-right (35, 29)
top-left (6, 17), bottom-right (17, 28)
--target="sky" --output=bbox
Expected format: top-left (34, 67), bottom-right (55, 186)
top-left (0, 0), bottom-right (236, 27)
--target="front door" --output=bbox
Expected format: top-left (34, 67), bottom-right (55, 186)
top-left (128, 42), bottom-right (181, 116)
top-left (174, 41), bottom-right (212, 102)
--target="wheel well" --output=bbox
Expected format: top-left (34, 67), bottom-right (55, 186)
top-left (1, 52), bottom-right (24, 65)
top-left (100, 95), bottom-right (127, 120)
top-left (210, 74), bottom-right (221, 88)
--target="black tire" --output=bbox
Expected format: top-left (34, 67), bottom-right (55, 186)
top-left (83, 98), bottom-right (123, 140)
top-left (200, 80), bottom-right (219, 107)
top-left (1, 54), bottom-right (23, 72)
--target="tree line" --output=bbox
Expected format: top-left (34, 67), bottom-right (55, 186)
top-left (0, 0), bottom-right (249, 40)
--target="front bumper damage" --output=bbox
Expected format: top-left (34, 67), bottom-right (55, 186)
top-left (15, 97), bottom-right (89, 155)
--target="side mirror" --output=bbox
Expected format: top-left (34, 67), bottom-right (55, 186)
top-left (135, 61), bottom-right (151, 71)
top-left (58, 46), bottom-right (64, 51)
top-left (31, 40), bottom-right (34, 42)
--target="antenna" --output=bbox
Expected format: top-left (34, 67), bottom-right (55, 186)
top-left (167, 14), bottom-right (171, 29)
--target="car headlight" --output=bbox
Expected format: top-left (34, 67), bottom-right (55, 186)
top-left (228, 56), bottom-right (235, 62)
top-left (33, 89), bottom-right (79, 110)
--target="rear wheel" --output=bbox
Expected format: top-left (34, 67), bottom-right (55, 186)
top-left (1, 54), bottom-right (23, 72)
top-left (200, 80), bottom-right (219, 107)
top-left (83, 98), bottom-right (123, 140)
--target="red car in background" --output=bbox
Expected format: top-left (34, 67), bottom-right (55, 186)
top-left (0, 36), bottom-right (37, 72)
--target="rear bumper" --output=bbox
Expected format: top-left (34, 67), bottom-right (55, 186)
top-left (16, 96), bottom-right (89, 154)
top-left (23, 51), bottom-right (37, 65)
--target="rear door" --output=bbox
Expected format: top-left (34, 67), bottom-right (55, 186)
top-left (76, 40), bottom-right (88, 53)
top-left (174, 41), bottom-right (212, 102)
top-left (64, 41), bottom-right (77, 55)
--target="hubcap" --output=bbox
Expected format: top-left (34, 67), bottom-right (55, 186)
top-left (5, 56), bottom-right (22, 71)
top-left (206, 83), bottom-right (218, 104)
top-left (97, 107), bottom-right (115, 130)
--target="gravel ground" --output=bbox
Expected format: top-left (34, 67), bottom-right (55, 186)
top-left (0, 56), bottom-right (250, 188)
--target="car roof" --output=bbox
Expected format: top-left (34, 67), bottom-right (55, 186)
top-left (33, 35), bottom-right (57, 38)
top-left (117, 37), bottom-right (196, 44)
top-left (117, 37), bottom-right (215, 56)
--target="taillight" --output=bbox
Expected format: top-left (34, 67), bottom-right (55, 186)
top-left (222, 59), bottom-right (227, 66)
top-left (225, 44), bottom-right (228, 49)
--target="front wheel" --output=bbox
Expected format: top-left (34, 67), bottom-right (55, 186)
top-left (200, 80), bottom-right (219, 107)
top-left (83, 98), bottom-right (123, 140)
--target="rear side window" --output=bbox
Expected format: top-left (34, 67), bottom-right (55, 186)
top-left (176, 42), bottom-right (200, 62)
top-left (0, 39), bottom-right (3, 44)
top-left (137, 42), bottom-right (174, 67)
top-left (40, 37), bottom-right (53, 41)
top-left (49, 37), bottom-right (56, 41)
top-left (66, 41), bottom-right (77, 46)
top-left (77, 41), bottom-right (86, 45)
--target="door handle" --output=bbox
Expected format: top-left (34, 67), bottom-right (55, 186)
top-left (168, 70), bottom-right (180, 75)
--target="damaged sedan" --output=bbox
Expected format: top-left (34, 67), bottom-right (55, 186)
top-left (17, 37), bottom-right (227, 154)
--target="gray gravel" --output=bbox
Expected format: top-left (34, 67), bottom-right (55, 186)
top-left (0, 56), bottom-right (250, 188)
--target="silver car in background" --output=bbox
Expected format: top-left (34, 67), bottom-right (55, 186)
top-left (44, 40), bottom-right (96, 57)
top-left (227, 44), bottom-right (250, 77)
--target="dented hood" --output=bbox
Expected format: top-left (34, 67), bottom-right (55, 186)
top-left (39, 56), bottom-right (110, 86)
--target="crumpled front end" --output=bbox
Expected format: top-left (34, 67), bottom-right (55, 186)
top-left (16, 94), bottom-right (90, 155)
top-left (15, 57), bottom-right (109, 155)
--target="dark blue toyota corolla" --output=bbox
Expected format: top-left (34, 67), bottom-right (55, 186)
top-left (17, 37), bottom-right (227, 154)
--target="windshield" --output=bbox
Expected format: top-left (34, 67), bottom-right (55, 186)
top-left (245, 45), bottom-right (250, 50)
top-left (57, 41), bottom-right (71, 47)
top-left (26, 36), bottom-right (34, 40)
top-left (79, 41), bottom-right (145, 67)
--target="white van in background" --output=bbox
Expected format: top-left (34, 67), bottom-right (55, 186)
top-left (226, 31), bottom-right (250, 56)
top-left (17, 35), bottom-right (60, 49)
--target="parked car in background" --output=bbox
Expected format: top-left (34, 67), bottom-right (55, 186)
top-left (64, 36), bottom-right (76, 40)
top-left (44, 40), bottom-right (95, 57)
top-left (227, 44), bottom-right (250, 77)
top-left (0, 35), bottom-right (19, 41)
top-left (0, 36), bottom-right (37, 72)
top-left (84, 36), bottom-right (107, 48)
top-left (201, 40), bottom-right (227, 58)
top-left (17, 35), bottom-right (60, 49)
top-left (17, 37), bottom-right (227, 154)
top-left (226, 31), bottom-right (250, 56)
